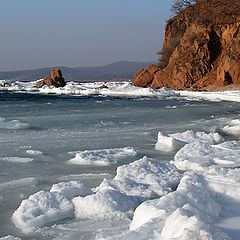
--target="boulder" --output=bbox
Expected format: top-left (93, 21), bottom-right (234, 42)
top-left (36, 68), bottom-right (66, 88)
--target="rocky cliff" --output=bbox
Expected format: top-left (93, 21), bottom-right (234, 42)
top-left (133, 0), bottom-right (240, 90)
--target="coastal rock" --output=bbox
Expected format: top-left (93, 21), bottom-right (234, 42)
top-left (132, 0), bottom-right (240, 90)
top-left (132, 64), bottom-right (159, 87)
top-left (36, 69), bottom-right (66, 88)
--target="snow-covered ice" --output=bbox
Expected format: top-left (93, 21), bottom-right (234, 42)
top-left (12, 191), bottom-right (74, 231)
top-left (0, 236), bottom-right (22, 240)
top-left (173, 140), bottom-right (240, 171)
top-left (68, 147), bottom-right (137, 166)
top-left (155, 130), bottom-right (222, 152)
top-left (50, 181), bottom-right (93, 199)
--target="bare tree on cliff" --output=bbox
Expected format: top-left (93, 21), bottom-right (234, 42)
top-left (171, 0), bottom-right (197, 14)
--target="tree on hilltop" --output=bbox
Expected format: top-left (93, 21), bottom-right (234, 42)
top-left (171, 0), bottom-right (197, 14)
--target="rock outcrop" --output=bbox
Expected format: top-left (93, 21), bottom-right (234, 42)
top-left (132, 0), bottom-right (240, 90)
top-left (36, 69), bottom-right (66, 88)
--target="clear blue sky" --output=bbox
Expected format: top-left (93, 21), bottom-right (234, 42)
top-left (0, 0), bottom-right (172, 70)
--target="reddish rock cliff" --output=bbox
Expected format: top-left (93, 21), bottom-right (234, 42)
top-left (36, 68), bottom-right (66, 88)
top-left (133, 0), bottom-right (240, 90)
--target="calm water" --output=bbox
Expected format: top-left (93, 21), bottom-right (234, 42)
top-left (0, 91), bottom-right (239, 239)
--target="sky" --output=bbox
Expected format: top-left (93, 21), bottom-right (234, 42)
top-left (0, 0), bottom-right (172, 70)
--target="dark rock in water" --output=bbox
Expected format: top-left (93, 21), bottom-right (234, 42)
top-left (36, 69), bottom-right (66, 88)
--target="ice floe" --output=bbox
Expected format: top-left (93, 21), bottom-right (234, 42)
top-left (0, 157), bottom-right (34, 163)
top-left (26, 149), bottom-right (43, 156)
top-left (155, 130), bottom-right (223, 152)
top-left (68, 147), bottom-right (137, 166)
top-left (0, 236), bottom-right (22, 240)
top-left (96, 156), bottom-right (181, 200)
top-left (173, 140), bottom-right (240, 171)
top-left (222, 119), bottom-right (240, 137)
top-left (73, 156), bottom-right (181, 219)
top-left (0, 177), bottom-right (38, 191)
top-left (12, 191), bottom-right (74, 231)
top-left (111, 173), bottom-right (229, 240)
top-left (0, 117), bottom-right (30, 130)
top-left (50, 181), bottom-right (93, 199)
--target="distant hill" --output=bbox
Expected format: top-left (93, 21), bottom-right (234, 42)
top-left (0, 61), bottom-right (155, 82)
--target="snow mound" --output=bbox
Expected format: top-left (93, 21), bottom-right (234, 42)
top-left (50, 181), bottom-right (93, 199)
top-left (97, 156), bottom-right (181, 199)
top-left (155, 130), bottom-right (222, 152)
top-left (68, 147), bottom-right (137, 166)
top-left (73, 156), bottom-right (181, 220)
top-left (12, 191), bottom-right (74, 231)
top-left (0, 117), bottom-right (30, 130)
top-left (172, 140), bottom-right (240, 171)
top-left (73, 189), bottom-right (139, 219)
top-left (115, 173), bottom-right (228, 240)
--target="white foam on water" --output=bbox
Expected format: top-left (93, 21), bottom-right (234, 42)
top-left (0, 157), bottom-right (34, 163)
top-left (222, 119), bottom-right (240, 137)
top-left (68, 147), bottom-right (137, 166)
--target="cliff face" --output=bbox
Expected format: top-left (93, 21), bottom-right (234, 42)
top-left (132, 0), bottom-right (240, 90)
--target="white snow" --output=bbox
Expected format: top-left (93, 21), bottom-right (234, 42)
top-left (50, 181), bottom-right (93, 199)
top-left (73, 156), bottom-right (181, 220)
top-left (68, 147), bottom-right (137, 166)
top-left (12, 191), bottom-right (74, 231)
top-left (96, 156), bottom-right (181, 200)
top-left (155, 130), bottom-right (222, 152)
top-left (222, 119), bottom-right (240, 137)
top-left (112, 173), bottom-right (229, 240)
top-left (0, 236), bottom-right (22, 240)
top-left (172, 140), bottom-right (240, 171)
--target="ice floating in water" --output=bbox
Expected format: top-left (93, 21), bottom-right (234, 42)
top-left (0, 236), bottom-right (22, 240)
top-left (0, 117), bottom-right (30, 130)
top-left (222, 119), bottom-right (240, 137)
top-left (12, 191), bottom-right (74, 231)
top-left (50, 181), bottom-right (93, 199)
top-left (0, 157), bottom-right (34, 163)
top-left (68, 147), bottom-right (137, 166)
top-left (26, 149), bottom-right (43, 156)
top-left (172, 140), bottom-right (240, 171)
top-left (155, 130), bottom-right (223, 152)
top-left (0, 177), bottom-right (38, 191)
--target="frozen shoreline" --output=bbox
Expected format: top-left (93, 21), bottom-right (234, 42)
top-left (2, 79), bottom-right (240, 102)
top-left (1, 81), bottom-right (240, 239)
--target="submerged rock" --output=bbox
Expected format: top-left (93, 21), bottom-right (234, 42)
top-left (36, 68), bottom-right (66, 88)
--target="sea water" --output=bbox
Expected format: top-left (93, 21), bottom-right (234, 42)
top-left (0, 90), bottom-right (240, 239)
